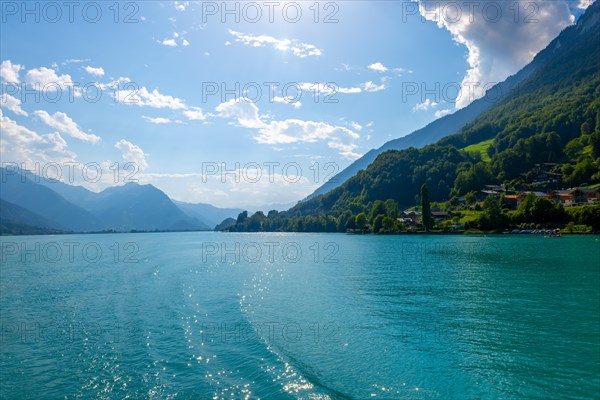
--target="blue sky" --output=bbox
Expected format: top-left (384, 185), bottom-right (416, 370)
top-left (0, 0), bottom-right (592, 208)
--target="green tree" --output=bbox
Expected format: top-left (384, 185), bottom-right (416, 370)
top-left (370, 200), bottom-right (386, 221)
top-left (384, 199), bottom-right (398, 218)
top-left (373, 214), bottom-right (385, 233)
top-left (581, 121), bottom-right (592, 136)
top-left (477, 196), bottom-right (508, 230)
top-left (421, 184), bottom-right (432, 231)
top-left (577, 204), bottom-right (600, 231)
top-left (382, 216), bottom-right (396, 232)
top-left (345, 214), bottom-right (357, 231)
top-left (355, 212), bottom-right (367, 232)
top-left (591, 130), bottom-right (600, 158)
top-left (465, 192), bottom-right (476, 205)
top-left (236, 211), bottom-right (248, 224)
top-left (516, 194), bottom-right (566, 226)
top-left (337, 211), bottom-right (353, 232)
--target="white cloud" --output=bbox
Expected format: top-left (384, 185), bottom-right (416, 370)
top-left (182, 107), bottom-right (208, 121)
top-left (216, 98), bottom-right (265, 129)
top-left (273, 96), bottom-right (302, 109)
top-left (114, 86), bottom-right (186, 109)
top-left (417, 0), bottom-right (581, 108)
top-left (25, 67), bottom-right (74, 91)
top-left (161, 32), bottom-right (190, 47)
top-left (435, 109), bottom-right (452, 118)
top-left (174, 1), bottom-right (189, 11)
top-left (229, 30), bottom-right (323, 58)
top-left (142, 116), bottom-right (172, 124)
top-left (362, 81), bottom-right (386, 92)
top-left (0, 94), bottom-right (28, 116)
top-left (115, 139), bottom-right (148, 170)
top-left (0, 110), bottom-right (76, 167)
top-left (368, 62), bottom-right (388, 72)
top-left (413, 98), bottom-right (438, 112)
top-left (350, 121), bottom-right (362, 131)
top-left (34, 110), bottom-right (101, 143)
top-left (84, 66), bottom-right (105, 77)
top-left (578, 0), bottom-right (593, 9)
top-left (215, 99), bottom-right (361, 159)
top-left (63, 58), bottom-right (90, 64)
top-left (297, 80), bottom-right (386, 96)
top-left (162, 38), bottom-right (178, 47)
top-left (0, 60), bottom-right (23, 83)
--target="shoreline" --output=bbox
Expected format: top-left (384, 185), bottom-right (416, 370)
top-left (0, 230), bottom-right (598, 238)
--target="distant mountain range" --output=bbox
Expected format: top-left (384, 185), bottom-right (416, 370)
top-left (0, 168), bottom-right (244, 234)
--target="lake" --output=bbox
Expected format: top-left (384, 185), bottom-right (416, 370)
top-left (1, 233), bottom-right (599, 399)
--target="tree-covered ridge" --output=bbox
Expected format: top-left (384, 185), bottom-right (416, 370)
top-left (225, 3), bottom-right (600, 233)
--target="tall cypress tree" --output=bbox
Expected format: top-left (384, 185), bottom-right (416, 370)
top-left (421, 183), bottom-right (432, 231)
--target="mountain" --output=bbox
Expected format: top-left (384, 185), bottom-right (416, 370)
top-left (37, 178), bottom-right (98, 207)
top-left (0, 168), bottom-right (102, 232)
top-left (227, 1), bottom-right (600, 232)
top-left (174, 201), bottom-right (243, 229)
top-left (214, 217), bottom-right (237, 231)
top-left (306, 9), bottom-right (581, 200)
top-left (87, 183), bottom-right (211, 231)
top-left (0, 199), bottom-right (65, 235)
top-left (0, 168), bottom-right (210, 232)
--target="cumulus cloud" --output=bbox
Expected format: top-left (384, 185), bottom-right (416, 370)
top-left (297, 80), bottom-right (386, 96)
top-left (0, 60), bottom-right (23, 83)
top-left (183, 107), bottom-right (208, 121)
top-left (114, 86), bottom-right (186, 109)
top-left (161, 32), bottom-right (190, 47)
top-left (435, 109), bottom-right (452, 118)
top-left (162, 38), bottom-right (178, 47)
top-left (273, 96), bottom-right (302, 109)
top-left (25, 67), bottom-right (74, 91)
top-left (350, 121), bottom-right (363, 131)
top-left (417, 0), bottom-right (584, 108)
top-left (229, 30), bottom-right (323, 58)
top-left (0, 94), bottom-right (28, 116)
top-left (142, 116), bottom-right (172, 124)
top-left (174, 1), bottom-right (189, 11)
top-left (216, 98), bottom-right (265, 129)
top-left (413, 98), bottom-right (438, 112)
top-left (0, 110), bottom-right (76, 166)
top-left (115, 139), bottom-right (148, 170)
top-left (84, 66), bottom-right (105, 76)
top-left (578, 0), bottom-right (594, 9)
top-left (368, 62), bottom-right (388, 72)
top-left (215, 99), bottom-right (361, 159)
top-left (362, 81), bottom-right (386, 92)
top-left (34, 110), bottom-right (101, 143)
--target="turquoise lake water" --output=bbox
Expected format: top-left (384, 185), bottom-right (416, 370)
top-left (1, 233), bottom-right (599, 399)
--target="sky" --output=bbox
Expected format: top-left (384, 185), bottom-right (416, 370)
top-left (0, 0), bottom-right (593, 208)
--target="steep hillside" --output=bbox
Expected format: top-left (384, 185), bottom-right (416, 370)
top-left (305, 7), bottom-right (569, 200)
top-left (227, 2), bottom-right (600, 232)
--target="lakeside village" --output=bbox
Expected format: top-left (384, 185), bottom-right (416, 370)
top-left (380, 163), bottom-right (600, 235)
top-left (397, 184), bottom-right (599, 234)
top-left (227, 164), bottom-right (600, 235)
